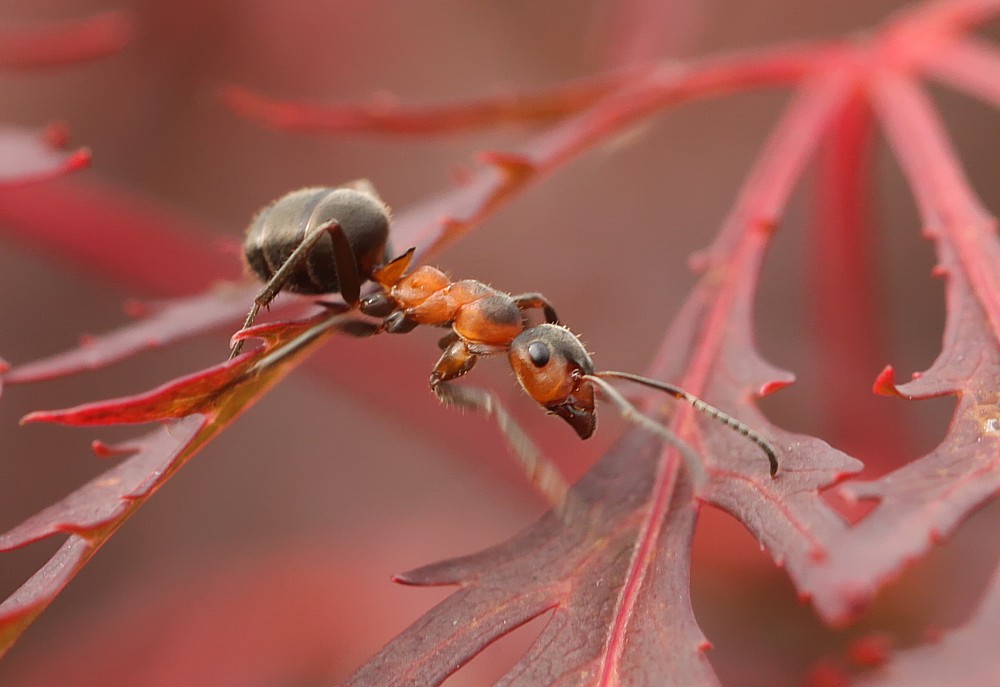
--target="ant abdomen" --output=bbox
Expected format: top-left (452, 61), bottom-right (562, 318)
top-left (244, 186), bottom-right (391, 295)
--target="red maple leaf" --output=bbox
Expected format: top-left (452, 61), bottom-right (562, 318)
top-left (1, 1), bottom-right (1000, 685)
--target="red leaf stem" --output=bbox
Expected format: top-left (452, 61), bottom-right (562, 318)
top-left (782, 67), bottom-right (1000, 623)
top-left (0, 311), bottom-right (358, 655)
top-left (225, 42), bottom-right (842, 140)
top-left (221, 66), bottom-right (653, 136)
top-left (809, 91), bottom-right (900, 462)
top-left (0, 177), bottom-right (237, 295)
top-left (643, 68), bottom-right (865, 624)
top-left (920, 36), bottom-right (1000, 107)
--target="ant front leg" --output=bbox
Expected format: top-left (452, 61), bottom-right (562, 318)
top-left (429, 339), bottom-right (571, 509)
top-left (512, 293), bottom-right (559, 324)
top-left (231, 216), bottom-right (361, 359)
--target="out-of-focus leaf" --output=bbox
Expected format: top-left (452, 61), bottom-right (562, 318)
top-left (0, 311), bottom-right (369, 656)
top-left (9, 1), bottom-right (1000, 684)
top-left (5, 285), bottom-right (270, 384)
top-left (854, 562), bottom-right (1000, 687)
top-left (778, 66), bottom-right (1000, 622)
top-left (0, 125), bottom-right (89, 185)
top-left (0, 176), bottom-right (235, 293)
top-left (0, 11), bottom-right (132, 70)
top-left (347, 432), bottom-right (718, 687)
top-left (221, 67), bottom-right (649, 136)
top-left (0, 546), bottom-right (481, 687)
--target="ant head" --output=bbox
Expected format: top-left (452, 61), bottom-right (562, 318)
top-left (509, 323), bottom-right (596, 439)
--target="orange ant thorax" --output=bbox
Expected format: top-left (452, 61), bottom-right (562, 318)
top-left (400, 274), bottom-right (524, 347)
top-left (390, 265), bottom-right (450, 308)
top-left (369, 249), bottom-right (526, 348)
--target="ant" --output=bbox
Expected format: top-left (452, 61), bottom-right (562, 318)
top-left (232, 181), bottom-right (778, 506)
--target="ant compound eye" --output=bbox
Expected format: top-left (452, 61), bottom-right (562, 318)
top-left (527, 341), bottom-right (550, 367)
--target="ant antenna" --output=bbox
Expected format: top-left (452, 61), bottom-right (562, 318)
top-left (589, 371), bottom-right (778, 477)
top-left (583, 375), bottom-right (706, 484)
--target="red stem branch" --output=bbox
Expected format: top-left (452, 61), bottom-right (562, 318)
top-left (605, 65), bottom-right (859, 679)
top-left (809, 90), bottom-right (901, 463)
top-left (871, 70), bottom-right (1000, 347)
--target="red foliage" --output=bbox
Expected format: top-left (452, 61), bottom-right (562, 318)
top-left (0, 12), bottom-right (130, 183)
top-left (848, 633), bottom-right (893, 667)
top-left (0, 125), bottom-right (89, 185)
top-left (2, 1), bottom-right (1000, 685)
top-left (0, 11), bottom-right (131, 70)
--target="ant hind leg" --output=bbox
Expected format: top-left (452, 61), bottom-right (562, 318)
top-left (430, 339), bottom-right (571, 509)
top-left (231, 216), bottom-right (361, 358)
top-left (436, 330), bottom-right (460, 350)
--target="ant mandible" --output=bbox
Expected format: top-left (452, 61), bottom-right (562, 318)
top-left (232, 181), bottom-right (778, 506)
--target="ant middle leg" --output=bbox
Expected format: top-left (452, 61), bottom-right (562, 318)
top-left (429, 339), bottom-right (570, 508)
top-left (232, 217), bottom-right (361, 358)
top-left (436, 330), bottom-right (460, 350)
top-left (512, 293), bottom-right (559, 324)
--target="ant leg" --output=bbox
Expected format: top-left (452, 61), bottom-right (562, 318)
top-left (583, 375), bottom-right (707, 486)
top-left (512, 293), bottom-right (559, 324)
top-left (231, 216), bottom-right (360, 358)
top-left (436, 330), bottom-right (460, 350)
top-left (430, 340), bottom-right (570, 508)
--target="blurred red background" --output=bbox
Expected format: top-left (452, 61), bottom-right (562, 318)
top-left (1, 1), bottom-right (999, 684)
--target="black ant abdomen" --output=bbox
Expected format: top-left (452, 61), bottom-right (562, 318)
top-left (244, 184), bottom-right (390, 296)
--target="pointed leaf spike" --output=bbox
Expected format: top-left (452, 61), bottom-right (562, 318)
top-left (372, 247), bottom-right (415, 287)
top-left (873, 365), bottom-right (902, 397)
top-left (477, 150), bottom-right (537, 182)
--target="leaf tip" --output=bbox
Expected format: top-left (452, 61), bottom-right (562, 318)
top-left (808, 546), bottom-right (829, 564)
top-left (872, 365), bottom-right (900, 397)
top-left (478, 150), bottom-right (536, 181)
top-left (41, 120), bottom-right (71, 148)
top-left (64, 147), bottom-right (92, 172)
top-left (754, 218), bottom-right (780, 236)
top-left (392, 561), bottom-right (464, 587)
top-left (846, 633), bottom-right (892, 667)
top-left (804, 660), bottom-right (850, 687)
top-left (122, 298), bottom-right (152, 318)
top-left (91, 439), bottom-right (135, 459)
top-left (759, 379), bottom-right (791, 396)
top-left (228, 326), bottom-right (261, 351)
